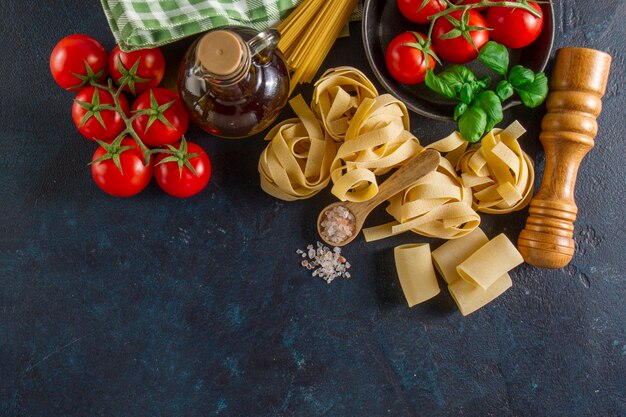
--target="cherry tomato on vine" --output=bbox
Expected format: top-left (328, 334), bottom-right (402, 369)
top-left (72, 87), bottom-right (129, 142)
top-left (131, 88), bottom-right (189, 147)
top-left (397, 0), bottom-right (446, 24)
top-left (91, 137), bottom-right (152, 197)
top-left (453, 0), bottom-right (493, 11)
top-left (487, 2), bottom-right (544, 49)
top-left (109, 45), bottom-right (165, 95)
top-left (432, 10), bottom-right (489, 64)
top-left (386, 32), bottom-right (439, 84)
top-left (154, 139), bottom-right (211, 198)
top-left (50, 34), bottom-right (108, 90)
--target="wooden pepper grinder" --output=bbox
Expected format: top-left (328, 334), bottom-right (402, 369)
top-left (517, 47), bottom-right (612, 268)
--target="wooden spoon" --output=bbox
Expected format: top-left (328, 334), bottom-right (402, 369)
top-left (317, 149), bottom-right (441, 247)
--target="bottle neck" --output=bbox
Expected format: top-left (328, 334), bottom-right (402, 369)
top-left (193, 31), bottom-right (251, 86)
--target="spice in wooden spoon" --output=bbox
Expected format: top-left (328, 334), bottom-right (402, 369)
top-left (317, 149), bottom-right (441, 246)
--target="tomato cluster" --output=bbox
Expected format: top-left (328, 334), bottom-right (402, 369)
top-left (49, 34), bottom-right (211, 198)
top-left (387, 0), bottom-right (544, 84)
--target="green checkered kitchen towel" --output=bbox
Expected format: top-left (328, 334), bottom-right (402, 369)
top-left (101, 0), bottom-right (363, 52)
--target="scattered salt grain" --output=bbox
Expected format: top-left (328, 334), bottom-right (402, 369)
top-left (319, 205), bottom-right (356, 244)
top-left (295, 241), bottom-right (352, 284)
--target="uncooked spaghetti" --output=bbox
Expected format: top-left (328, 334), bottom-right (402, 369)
top-left (277, 0), bottom-right (357, 94)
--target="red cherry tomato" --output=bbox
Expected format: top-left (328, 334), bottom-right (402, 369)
top-left (50, 34), bottom-right (108, 90)
top-left (432, 10), bottom-right (489, 64)
top-left (72, 87), bottom-right (129, 142)
top-left (385, 32), bottom-right (438, 84)
top-left (487, 2), bottom-right (544, 49)
top-left (397, 0), bottom-right (446, 24)
top-left (154, 141), bottom-right (211, 198)
top-left (453, 0), bottom-right (493, 11)
top-left (109, 45), bottom-right (165, 95)
top-left (91, 138), bottom-right (152, 197)
top-left (131, 88), bottom-right (189, 147)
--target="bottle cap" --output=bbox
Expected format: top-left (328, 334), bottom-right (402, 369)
top-left (197, 30), bottom-right (245, 76)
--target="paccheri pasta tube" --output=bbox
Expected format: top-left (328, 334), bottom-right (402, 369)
top-left (393, 229), bottom-right (522, 313)
top-left (456, 233), bottom-right (524, 290)
top-left (330, 94), bottom-right (422, 202)
top-left (430, 229), bottom-right (522, 315)
top-left (311, 67), bottom-right (378, 142)
top-left (394, 244), bottom-right (440, 307)
top-left (432, 228), bottom-right (489, 284)
top-left (258, 95), bottom-right (336, 201)
top-left (448, 273), bottom-right (512, 316)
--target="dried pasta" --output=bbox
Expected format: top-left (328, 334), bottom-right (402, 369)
top-left (394, 244), bottom-right (440, 307)
top-left (448, 273), bottom-right (512, 316)
top-left (277, 0), bottom-right (358, 94)
top-left (457, 121), bottom-right (534, 214)
top-left (363, 157), bottom-right (479, 241)
top-left (258, 95), bottom-right (336, 201)
top-left (431, 228), bottom-right (489, 284)
top-left (311, 67), bottom-right (378, 142)
top-left (428, 229), bottom-right (521, 315)
top-left (456, 233), bottom-right (524, 290)
top-left (330, 94), bottom-right (422, 202)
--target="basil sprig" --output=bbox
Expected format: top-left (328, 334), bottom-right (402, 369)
top-left (424, 41), bottom-right (548, 142)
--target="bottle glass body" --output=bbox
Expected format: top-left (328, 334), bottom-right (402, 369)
top-left (178, 26), bottom-right (290, 139)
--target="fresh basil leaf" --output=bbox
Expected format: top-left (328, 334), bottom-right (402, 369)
top-left (438, 65), bottom-right (476, 94)
top-left (447, 65), bottom-right (476, 83)
top-left (473, 90), bottom-right (503, 132)
top-left (425, 70), bottom-right (456, 100)
top-left (515, 72), bottom-right (549, 108)
top-left (473, 76), bottom-right (491, 93)
top-left (459, 106), bottom-right (487, 143)
top-left (460, 83), bottom-right (474, 104)
top-left (496, 80), bottom-right (514, 101)
top-left (509, 65), bottom-right (535, 87)
top-left (478, 41), bottom-right (509, 75)
top-left (454, 102), bottom-right (468, 121)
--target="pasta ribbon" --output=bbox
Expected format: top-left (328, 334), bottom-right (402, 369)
top-left (425, 130), bottom-right (469, 167)
top-left (363, 157), bottom-right (479, 241)
top-left (311, 67), bottom-right (378, 142)
top-left (457, 121), bottom-right (535, 214)
top-left (330, 94), bottom-right (422, 202)
top-left (258, 95), bottom-right (336, 201)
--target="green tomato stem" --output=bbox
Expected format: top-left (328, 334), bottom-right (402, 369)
top-left (87, 77), bottom-right (163, 165)
top-left (430, 1), bottom-right (542, 23)
top-left (425, 0), bottom-right (542, 67)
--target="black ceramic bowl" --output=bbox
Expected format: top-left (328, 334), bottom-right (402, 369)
top-left (362, 1), bottom-right (555, 121)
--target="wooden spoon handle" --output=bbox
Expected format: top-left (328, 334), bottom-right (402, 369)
top-left (358, 149), bottom-right (440, 215)
top-left (517, 47), bottom-right (612, 268)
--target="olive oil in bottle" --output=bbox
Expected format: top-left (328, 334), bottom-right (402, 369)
top-left (178, 27), bottom-right (290, 139)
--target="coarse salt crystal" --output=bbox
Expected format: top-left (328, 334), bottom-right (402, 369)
top-left (296, 241), bottom-right (352, 284)
top-left (319, 205), bottom-right (356, 244)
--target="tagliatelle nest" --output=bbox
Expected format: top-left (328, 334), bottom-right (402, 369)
top-left (329, 94), bottom-right (422, 202)
top-left (311, 66), bottom-right (379, 142)
top-left (258, 96), bottom-right (336, 201)
top-left (363, 154), bottom-right (480, 241)
top-left (456, 121), bottom-right (534, 214)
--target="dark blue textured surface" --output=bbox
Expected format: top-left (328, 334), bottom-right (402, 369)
top-left (1, 1), bottom-right (625, 416)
